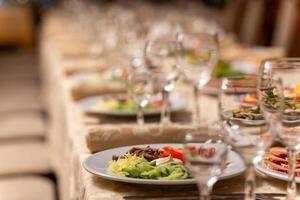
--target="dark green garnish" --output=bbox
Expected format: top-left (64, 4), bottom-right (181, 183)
top-left (212, 60), bottom-right (244, 79)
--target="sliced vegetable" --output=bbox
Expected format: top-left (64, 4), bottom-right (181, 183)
top-left (95, 95), bottom-right (165, 112)
top-left (160, 146), bottom-right (184, 162)
top-left (212, 60), bottom-right (244, 79)
top-left (109, 153), bottom-right (191, 180)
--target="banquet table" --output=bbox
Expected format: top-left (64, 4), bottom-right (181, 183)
top-left (41, 13), bottom-right (294, 200)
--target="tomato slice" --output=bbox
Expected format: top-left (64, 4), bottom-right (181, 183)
top-left (160, 151), bottom-right (170, 157)
top-left (170, 150), bottom-right (183, 161)
top-left (160, 146), bottom-right (184, 161)
top-left (163, 146), bottom-right (173, 151)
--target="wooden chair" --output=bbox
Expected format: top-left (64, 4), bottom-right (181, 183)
top-left (0, 6), bottom-right (34, 47)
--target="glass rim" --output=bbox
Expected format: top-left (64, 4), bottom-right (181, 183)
top-left (220, 74), bottom-right (258, 80)
top-left (176, 31), bottom-right (219, 51)
top-left (145, 38), bottom-right (178, 45)
top-left (219, 74), bottom-right (258, 93)
top-left (144, 39), bottom-right (179, 57)
top-left (176, 31), bottom-right (219, 39)
top-left (261, 57), bottom-right (300, 70)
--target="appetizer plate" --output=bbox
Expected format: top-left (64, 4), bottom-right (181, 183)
top-left (71, 68), bottom-right (127, 83)
top-left (222, 110), bottom-right (265, 126)
top-left (71, 71), bottom-right (98, 82)
top-left (255, 160), bottom-right (300, 183)
top-left (283, 115), bottom-right (300, 124)
top-left (83, 143), bottom-right (245, 185)
top-left (78, 94), bottom-right (187, 116)
top-left (203, 61), bottom-right (258, 95)
top-left (203, 85), bottom-right (257, 96)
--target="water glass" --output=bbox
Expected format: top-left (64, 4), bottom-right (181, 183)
top-left (184, 126), bottom-right (228, 200)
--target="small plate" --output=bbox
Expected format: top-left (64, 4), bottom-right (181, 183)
top-left (202, 61), bottom-right (258, 95)
top-left (203, 85), bottom-right (256, 95)
top-left (283, 114), bottom-right (300, 124)
top-left (77, 94), bottom-right (186, 116)
top-left (255, 160), bottom-right (300, 183)
top-left (222, 110), bottom-right (265, 126)
top-left (83, 144), bottom-right (245, 185)
top-left (71, 71), bottom-right (98, 82)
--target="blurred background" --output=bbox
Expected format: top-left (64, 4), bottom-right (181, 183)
top-left (1, 0), bottom-right (299, 54)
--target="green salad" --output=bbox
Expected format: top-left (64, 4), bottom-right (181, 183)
top-left (184, 49), bottom-right (245, 79)
top-left (95, 95), bottom-right (162, 112)
top-left (212, 60), bottom-right (244, 79)
top-left (85, 68), bottom-right (128, 83)
top-left (109, 154), bottom-right (191, 180)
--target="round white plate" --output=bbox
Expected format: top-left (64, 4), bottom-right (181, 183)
top-left (83, 143), bottom-right (245, 185)
top-left (255, 160), bottom-right (300, 183)
top-left (222, 110), bottom-right (265, 126)
top-left (71, 71), bottom-right (98, 82)
top-left (283, 115), bottom-right (300, 124)
top-left (77, 94), bottom-right (186, 116)
top-left (203, 83), bottom-right (257, 96)
top-left (202, 60), bottom-right (258, 95)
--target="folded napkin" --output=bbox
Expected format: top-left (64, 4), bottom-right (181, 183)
top-left (59, 44), bottom-right (89, 58)
top-left (222, 46), bottom-right (285, 62)
top-left (86, 124), bottom-right (207, 153)
top-left (72, 81), bottom-right (126, 100)
top-left (55, 34), bottom-right (99, 59)
top-left (63, 59), bottom-right (107, 76)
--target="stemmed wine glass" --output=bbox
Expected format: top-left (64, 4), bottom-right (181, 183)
top-left (219, 75), bottom-right (276, 200)
top-left (144, 39), bottom-right (180, 126)
top-left (127, 66), bottom-right (153, 135)
top-left (259, 58), bottom-right (300, 200)
top-left (177, 31), bottom-right (219, 124)
top-left (184, 125), bottom-right (228, 200)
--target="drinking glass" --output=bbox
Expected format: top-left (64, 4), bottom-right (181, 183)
top-left (184, 125), bottom-right (228, 200)
top-left (127, 67), bottom-right (153, 135)
top-left (219, 75), bottom-right (276, 200)
top-left (259, 58), bottom-right (300, 200)
top-left (177, 32), bottom-right (219, 124)
top-left (144, 39), bottom-right (180, 125)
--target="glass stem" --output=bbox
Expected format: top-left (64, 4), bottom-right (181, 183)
top-left (137, 103), bottom-right (144, 127)
top-left (193, 84), bottom-right (201, 123)
top-left (198, 183), bottom-right (211, 200)
top-left (244, 163), bottom-right (256, 200)
top-left (287, 147), bottom-right (297, 200)
top-left (161, 89), bottom-right (170, 124)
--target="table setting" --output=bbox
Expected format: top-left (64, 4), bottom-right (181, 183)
top-left (39, 1), bottom-right (300, 200)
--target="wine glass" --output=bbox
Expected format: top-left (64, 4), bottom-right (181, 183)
top-left (219, 75), bottom-right (276, 200)
top-left (177, 31), bottom-right (219, 124)
top-left (258, 61), bottom-right (284, 136)
top-left (184, 124), bottom-right (228, 200)
top-left (144, 39), bottom-right (180, 125)
top-left (127, 66), bottom-right (153, 135)
top-left (259, 58), bottom-right (300, 200)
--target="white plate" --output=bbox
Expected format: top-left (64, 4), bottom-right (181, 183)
top-left (202, 60), bottom-right (258, 95)
top-left (83, 143), bottom-right (245, 185)
top-left (203, 83), bottom-right (257, 96)
top-left (222, 110), bottom-right (265, 126)
top-left (77, 94), bottom-right (186, 116)
top-left (230, 60), bottom-right (258, 74)
top-left (71, 71), bottom-right (98, 82)
top-left (255, 160), bottom-right (300, 183)
top-left (283, 115), bottom-right (300, 124)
